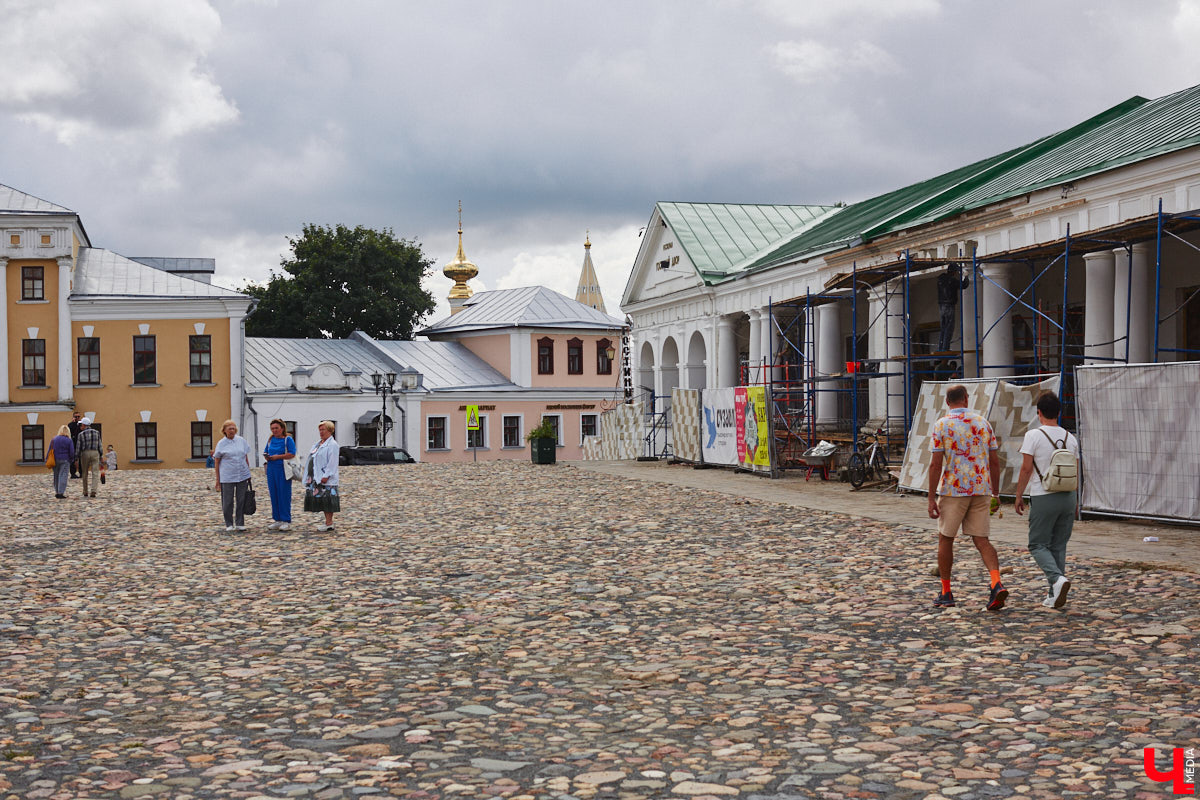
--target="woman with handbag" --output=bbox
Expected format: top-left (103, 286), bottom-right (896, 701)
top-left (47, 425), bottom-right (75, 499)
top-left (304, 420), bottom-right (340, 532)
top-left (213, 419), bottom-right (253, 532)
top-left (262, 418), bottom-right (298, 531)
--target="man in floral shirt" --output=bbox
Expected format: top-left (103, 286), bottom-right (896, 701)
top-left (927, 384), bottom-right (1006, 610)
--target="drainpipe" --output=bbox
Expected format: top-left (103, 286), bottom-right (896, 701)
top-left (246, 397), bottom-right (260, 466)
top-left (392, 395), bottom-right (407, 452)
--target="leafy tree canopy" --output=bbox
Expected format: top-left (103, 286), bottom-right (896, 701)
top-left (245, 223), bottom-right (437, 339)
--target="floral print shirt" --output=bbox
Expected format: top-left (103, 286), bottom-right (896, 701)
top-left (931, 407), bottom-right (998, 496)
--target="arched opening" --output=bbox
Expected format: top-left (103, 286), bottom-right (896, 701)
top-left (686, 330), bottom-right (707, 389)
top-left (660, 336), bottom-right (681, 398)
top-left (638, 341), bottom-right (656, 401)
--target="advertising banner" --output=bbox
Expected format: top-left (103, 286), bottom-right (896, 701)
top-left (742, 386), bottom-right (770, 468)
top-left (701, 388), bottom-right (738, 465)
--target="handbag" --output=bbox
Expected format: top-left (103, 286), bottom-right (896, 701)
top-left (288, 455), bottom-right (304, 481)
top-left (244, 479), bottom-right (257, 515)
top-left (45, 448), bottom-right (56, 469)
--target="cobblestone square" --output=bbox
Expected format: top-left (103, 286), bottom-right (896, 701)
top-left (1, 463), bottom-right (1196, 799)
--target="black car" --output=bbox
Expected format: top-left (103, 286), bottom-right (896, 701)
top-left (338, 446), bottom-right (416, 466)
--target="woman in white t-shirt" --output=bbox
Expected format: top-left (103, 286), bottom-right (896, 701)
top-left (1014, 392), bottom-right (1079, 609)
top-left (213, 419), bottom-right (253, 532)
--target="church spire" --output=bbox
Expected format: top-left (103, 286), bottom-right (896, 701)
top-left (575, 230), bottom-right (606, 313)
top-left (443, 201), bottom-right (478, 314)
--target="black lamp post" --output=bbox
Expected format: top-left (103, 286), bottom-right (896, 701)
top-left (371, 371), bottom-right (397, 446)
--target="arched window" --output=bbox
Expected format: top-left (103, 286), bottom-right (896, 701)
top-left (567, 338), bottom-right (583, 374)
top-left (537, 337), bottom-right (554, 374)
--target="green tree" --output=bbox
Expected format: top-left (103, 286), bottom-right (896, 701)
top-left (245, 224), bottom-right (436, 339)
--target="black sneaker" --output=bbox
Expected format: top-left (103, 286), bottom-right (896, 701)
top-left (934, 591), bottom-right (956, 607)
top-left (986, 582), bottom-right (1009, 611)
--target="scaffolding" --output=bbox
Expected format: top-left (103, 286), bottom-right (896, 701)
top-left (760, 201), bottom-right (1200, 472)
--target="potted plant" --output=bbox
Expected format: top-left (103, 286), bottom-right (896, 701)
top-left (526, 419), bottom-right (558, 465)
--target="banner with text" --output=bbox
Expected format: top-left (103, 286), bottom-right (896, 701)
top-left (701, 388), bottom-right (738, 465)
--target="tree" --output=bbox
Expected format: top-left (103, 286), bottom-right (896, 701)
top-left (245, 224), bottom-right (436, 339)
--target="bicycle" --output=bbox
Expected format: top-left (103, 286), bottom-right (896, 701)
top-left (847, 428), bottom-right (891, 489)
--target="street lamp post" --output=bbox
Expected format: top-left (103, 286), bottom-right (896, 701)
top-left (371, 371), bottom-right (397, 446)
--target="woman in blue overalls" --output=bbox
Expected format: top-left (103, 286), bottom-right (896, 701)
top-left (262, 418), bottom-right (297, 531)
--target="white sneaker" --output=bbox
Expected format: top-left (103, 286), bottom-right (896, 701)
top-left (316, 524), bottom-right (334, 532)
top-left (267, 521), bottom-right (280, 531)
top-left (225, 526), bottom-right (235, 533)
top-left (1041, 595), bottom-right (1055, 608)
top-left (236, 525), bottom-right (247, 532)
top-left (1051, 576), bottom-right (1071, 608)
top-left (278, 522), bottom-right (290, 531)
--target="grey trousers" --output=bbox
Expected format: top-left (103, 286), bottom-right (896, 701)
top-left (80, 450), bottom-right (101, 495)
top-left (52, 462), bottom-right (70, 495)
top-left (221, 480), bottom-right (250, 527)
top-left (1028, 491), bottom-right (1077, 588)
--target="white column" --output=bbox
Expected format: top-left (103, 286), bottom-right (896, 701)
top-left (747, 310), bottom-right (762, 384)
top-left (1083, 251), bottom-right (1115, 364)
top-left (883, 281), bottom-right (906, 425)
top-left (1128, 242), bottom-right (1155, 363)
top-left (0, 257), bottom-right (7, 403)
top-left (961, 264), bottom-right (980, 377)
top-left (981, 263), bottom-right (1015, 377)
top-left (762, 308), bottom-right (778, 383)
top-left (57, 257), bottom-right (73, 402)
top-left (867, 293), bottom-right (886, 420)
top-left (1112, 248), bottom-right (1130, 363)
top-left (815, 303), bottom-right (841, 424)
top-left (717, 316), bottom-right (737, 388)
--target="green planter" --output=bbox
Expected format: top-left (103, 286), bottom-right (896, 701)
top-left (530, 437), bottom-right (557, 464)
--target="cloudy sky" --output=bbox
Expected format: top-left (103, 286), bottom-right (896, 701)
top-left (2, 0), bottom-right (1198, 324)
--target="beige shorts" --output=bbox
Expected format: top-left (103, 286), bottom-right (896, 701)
top-left (937, 494), bottom-right (991, 539)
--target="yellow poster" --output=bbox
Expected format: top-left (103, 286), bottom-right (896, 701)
top-left (466, 405), bottom-right (480, 431)
top-left (743, 386), bottom-right (770, 467)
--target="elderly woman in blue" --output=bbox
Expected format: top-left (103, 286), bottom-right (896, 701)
top-left (303, 419), bottom-right (340, 531)
top-left (262, 418), bottom-right (297, 531)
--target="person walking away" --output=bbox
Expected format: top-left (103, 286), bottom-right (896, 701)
top-left (263, 418), bottom-right (297, 531)
top-left (304, 420), bottom-right (340, 532)
top-left (75, 418), bottom-right (104, 498)
top-left (105, 445), bottom-right (118, 472)
top-left (68, 411), bottom-right (83, 479)
top-left (213, 420), bottom-right (253, 532)
top-left (937, 263), bottom-right (970, 353)
top-left (48, 425), bottom-right (74, 499)
top-left (1014, 392), bottom-right (1080, 609)
top-left (927, 384), bottom-right (1008, 610)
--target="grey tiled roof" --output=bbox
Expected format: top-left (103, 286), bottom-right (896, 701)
top-left (74, 248), bottom-right (245, 299)
top-left (245, 338), bottom-right (392, 391)
top-left (0, 183), bottom-right (73, 214)
top-left (373, 340), bottom-right (513, 390)
top-left (421, 286), bottom-right (625, 335)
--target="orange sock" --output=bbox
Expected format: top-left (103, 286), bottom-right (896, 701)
top-left (941, 579), bottom-right (952, 594)
top-left (989, 569), bottom-right (1001, 587)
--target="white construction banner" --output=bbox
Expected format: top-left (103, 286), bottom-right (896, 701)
top-left (1076, 362), bottom-right (1200, 522)
top-left (671, 388), bottom-right (702, 463)
top-left (701, 388), bottom-right (739, 465)
top-left (897, 376), bottom-right (1060, 496)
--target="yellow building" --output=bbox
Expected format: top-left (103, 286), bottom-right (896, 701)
top-left (1, 184), bottom-right (254, 474)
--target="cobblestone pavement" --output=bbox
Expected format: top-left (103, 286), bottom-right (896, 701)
top-left (1, 463), bottom-right (1196, 800)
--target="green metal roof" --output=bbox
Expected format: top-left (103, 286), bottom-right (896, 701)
top-left (701, 83), bottom-right (1200, 280)
top-left (656, 202), bottom-right (840, 282)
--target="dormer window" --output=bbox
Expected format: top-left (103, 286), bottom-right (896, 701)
top-left (537, 337), bottom-right (554, 374)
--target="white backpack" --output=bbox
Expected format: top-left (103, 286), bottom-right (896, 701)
top-left (1033, 429), bottom-right (1078, 492)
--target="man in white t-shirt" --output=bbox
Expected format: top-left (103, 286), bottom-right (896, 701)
top-left (1014, 392), bottom-right (1080, 609)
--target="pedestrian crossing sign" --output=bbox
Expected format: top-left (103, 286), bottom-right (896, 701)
top-left (466, 405), bottom-right (480, 431)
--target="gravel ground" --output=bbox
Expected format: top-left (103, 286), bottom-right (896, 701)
top-left (1, 462), bottom-right (1196, 800)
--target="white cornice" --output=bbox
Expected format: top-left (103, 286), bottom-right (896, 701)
top-left (70, 296), bottom-right (255, 320)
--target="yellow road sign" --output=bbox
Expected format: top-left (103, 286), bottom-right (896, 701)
top-left (466, 405), bottom-right (480, 430)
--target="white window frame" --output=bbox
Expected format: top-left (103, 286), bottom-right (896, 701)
top-left (426, 415), bottom-right (449, 451)
top-left (541, 413), bottom-right (564, 446)
top-left (466, 413), bottom-right (488, 450)
top-left (501, 414), bottom-right (523, 449)
top-left (580, 412), bottom-right (599, 444)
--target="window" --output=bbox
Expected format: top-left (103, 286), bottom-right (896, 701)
top-left (502, 415), bottom-right (522, 448)
top-left (133, 336), bottom-right (156, 384)
top-left (21, 267), bottom-right (44, 300)
top-left (189, 335), bottom-right (212, 383)
top-left (466, 415), bottom-right (488, 449)
top-left (22, 425), bottom-right (44, 462)
top-left (135, 422), bottom-right (158, 460)
top-left (77, 337), bottom-right (100, 385)
top-left (284, 421), bottom-right (297, 439)
top-left (541, 414), bottom-right (562, 445)
top-left (191, 421), bottom-right (213, 459)
top-left (597, 338), bottom-right (613, 375)
top-left (581, 414), bottom-right (598, 440)
top-left (567, 338), bottom-right (583, 375)
top-left (22, 339), bottom-right (46, 386)
top-left (537, 337), bottom-right (554, 374)
top-left (427, 416), bottom-right (447, 450)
